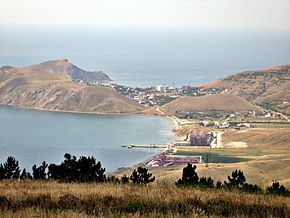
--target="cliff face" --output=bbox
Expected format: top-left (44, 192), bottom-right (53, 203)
top-left (0, 60), bottom-right (143, 114)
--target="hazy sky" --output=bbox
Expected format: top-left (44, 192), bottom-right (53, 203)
top-left (1, 0), bottom-right (290, 29)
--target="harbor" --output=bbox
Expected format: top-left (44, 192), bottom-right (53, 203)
top-left (121, 143), bottom-right (203, 167)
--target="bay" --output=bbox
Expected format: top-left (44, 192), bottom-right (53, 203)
top-left (0, 107), bottom-right (175, 172)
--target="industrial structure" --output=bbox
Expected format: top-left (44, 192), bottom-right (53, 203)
top-left (174, 128), bottom-right (222, 148)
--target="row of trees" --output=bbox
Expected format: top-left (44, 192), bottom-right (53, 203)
top-left (0, 156), bottom-right (289, 196)
top-left (0, 154), bottom-right (154, 184)
top-left (0, 154), bottom-right (106, 182)
top-left (176, 163), bottom-right (289, 197)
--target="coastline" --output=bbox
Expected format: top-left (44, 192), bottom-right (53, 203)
top-left (0, 104), bottom-right (146, 117)
top-left (0, 104), bottom-right (179, 173)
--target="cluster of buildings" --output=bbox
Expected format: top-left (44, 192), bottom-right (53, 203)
top-left (174, 129), bottom-right (222, 148)
top-left (111, 84), bottom-right (228, 107)
top-left (139, 151), bottom-right (203, 167)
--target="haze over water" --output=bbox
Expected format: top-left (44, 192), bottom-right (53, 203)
top-left (1, 26), bottom-right (290, 87)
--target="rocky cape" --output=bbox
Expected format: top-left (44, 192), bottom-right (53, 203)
top-left (0, 60), bottom-right (143, 114)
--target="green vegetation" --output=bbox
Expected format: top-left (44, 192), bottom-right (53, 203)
top-left (175, 151), bottom-right (251, 163)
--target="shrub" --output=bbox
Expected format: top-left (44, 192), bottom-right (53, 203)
top-left (106, 176), bottom-right (120, 183)
top-left (199, 176), bottom-right (214, 189)
top-left (216, 180), bottom-right (223, 189)
top-left (240, 183), bottom-right (262, 194)
top-left (121, 175), bottom-right (129, 184)
top-left (224, 169), bottom-right (246, 188)
top-left (267, 182), bottom-right (290, 197)
top-left (130, 167), bottom-right (155, 184)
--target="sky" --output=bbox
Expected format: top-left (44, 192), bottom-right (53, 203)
top-left (0, 0), bottom-right (290, 30)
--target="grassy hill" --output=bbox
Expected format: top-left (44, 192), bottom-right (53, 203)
top-left (200, 64), bottom-right (290, 115)
top-left (0, 60), bottom-right (143, 114)
top-left (160, 93), bottom-right (258, 115)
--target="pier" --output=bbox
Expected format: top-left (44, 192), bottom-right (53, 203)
top-left (121, 144), bottom-right (172, 149)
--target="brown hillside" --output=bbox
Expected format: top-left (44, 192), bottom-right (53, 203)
top-left (200, 64), bottom-right (290, 115)
top-left (0, 60), bottom-right (143, 114)
top-left (3, 59), bottom-right (112, 83)
top-left (160, 93), bottom-right (258, 114)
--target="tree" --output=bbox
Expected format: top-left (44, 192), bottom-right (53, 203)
top-left (32, 161), bottom-right (48, 180)
top-left (224, 169), bottom-right (246, 188)
top-left (199, 176), bottom-right (214, 188)
top-left (121, 175), bottom-right (129, 184)
top-left (267, 182), bottom-right (290, 196)
top-left (240, 183), bottom-right (262, 194)
top-left (20, 168), bottom-right (32, 180)
top-left (130, 167), bottom-right (155, 184)
top-left (0, 156), bottom-right (20, 180)
top-left (48, 153), bottom-right (106, 183)
top-left (0, 164), bottom-right (5, 180)
top-left (176, 164), bottom-right (199, 186)
top-left (216, 180), bottom-right (223, 189)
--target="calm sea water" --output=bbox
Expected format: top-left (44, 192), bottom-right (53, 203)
top-left (0, 107), bottom-right (174, 172)
top-left (1, 25), bottom-right (290, 87)
top-left (0, 26), bottom-right (289, 172)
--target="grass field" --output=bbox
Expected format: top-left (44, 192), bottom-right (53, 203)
top-left (0, 180), bottom-right (289, 217)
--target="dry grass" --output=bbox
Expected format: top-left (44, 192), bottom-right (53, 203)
top-left (115, 127), bottom-right (290, 188)
top-left (0, 180), bottom-right (289, 217)
top-left (222, 128), bottom-right (290, 149)
top-left (199, 64), bottom-right (290, 114)
top-left (161, 94), bottom-right (258, 115)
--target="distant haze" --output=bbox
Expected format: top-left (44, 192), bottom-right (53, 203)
top-left (1, 0), bottom-right (290, 30)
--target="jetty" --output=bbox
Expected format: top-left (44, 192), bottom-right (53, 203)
top-left (121, 144), bottom-right (172, 149)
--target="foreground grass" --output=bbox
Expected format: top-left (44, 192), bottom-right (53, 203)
top-left (0, 180), bottom-right (289, 217)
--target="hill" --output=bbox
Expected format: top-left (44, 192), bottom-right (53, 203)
top-left (200, 64), bottom-right (290, 115)
top-left (0, 60), bottom-right (143, 114)
top-left (0, 59), bottom-right (111, 84)
top-left (160, 93), bottom-right (258, 115)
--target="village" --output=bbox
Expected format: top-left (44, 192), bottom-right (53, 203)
top-left (112, 83), bottom-right (226, 107)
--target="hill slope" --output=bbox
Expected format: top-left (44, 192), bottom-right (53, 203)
top-left (160, 93), bottom-right (258, 115)
top-left (0, 60), bottom-right (143, 114)
top-left (200, 64), bottom-right (290, 115)
top-left (0, 59), bottom-right (111, 84)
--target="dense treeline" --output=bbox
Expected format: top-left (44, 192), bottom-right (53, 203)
top-left (0, 155), bottom-right (289, 197)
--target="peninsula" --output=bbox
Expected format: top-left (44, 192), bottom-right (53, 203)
top-left (0, 60), bottom-right (143, 114)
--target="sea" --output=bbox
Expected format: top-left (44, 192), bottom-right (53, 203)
top-left (0, 25), bottom-right (290, 171)
top-left (1, 25), bottom-right (290, 87)
top-left (0, 107), bottom-right (174, 172)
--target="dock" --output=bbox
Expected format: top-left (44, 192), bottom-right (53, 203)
top-left (121, 144), bottom-right (172, 149)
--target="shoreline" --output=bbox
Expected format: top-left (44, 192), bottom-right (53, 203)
top-left (0, 104), bottom-right (155, 117)
top-left (0, 104), bottom-right (179, 173)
